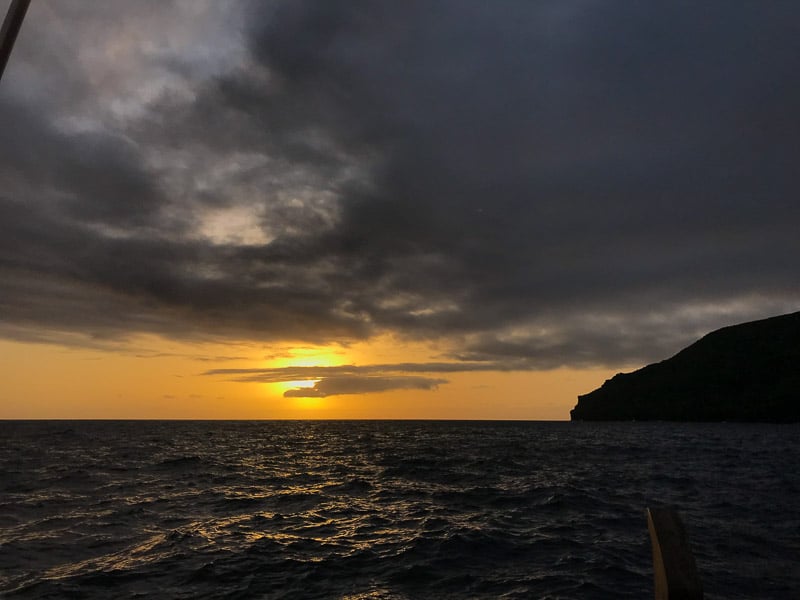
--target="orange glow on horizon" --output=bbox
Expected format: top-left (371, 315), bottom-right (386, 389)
top-left (0, 337), bottom-right (622, 420)
top-left (291, 397), bottom-right (327, 411)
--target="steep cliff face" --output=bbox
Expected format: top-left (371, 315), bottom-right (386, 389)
top-left (570, 312), bottom-right (800, 422)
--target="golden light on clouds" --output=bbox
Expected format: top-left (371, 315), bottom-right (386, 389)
top-left (270, 346), bottom-right (347, 368)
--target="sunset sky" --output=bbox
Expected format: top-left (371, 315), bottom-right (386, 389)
top-left (2, 1), bottom-right (799, 419)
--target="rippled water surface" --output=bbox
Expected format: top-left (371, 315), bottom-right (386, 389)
top-left (1, 421), bottom-right (798, 599)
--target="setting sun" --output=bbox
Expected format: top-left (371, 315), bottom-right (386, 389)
top-left (267, 346), bottom-right (345, 399)
top-left (272, 378), bottom-right (320, 397)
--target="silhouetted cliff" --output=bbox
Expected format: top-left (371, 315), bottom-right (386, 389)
top-left (570, 312), bottom-right (800, 422)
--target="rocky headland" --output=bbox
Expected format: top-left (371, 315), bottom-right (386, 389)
top-left (571, 311), bottom-right (800, 422)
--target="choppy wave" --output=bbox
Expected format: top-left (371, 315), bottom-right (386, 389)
top-left (0, 421), bottom-right (798, 599)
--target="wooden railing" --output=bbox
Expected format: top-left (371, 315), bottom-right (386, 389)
top-left (647, 507), bottom-right (703, 599)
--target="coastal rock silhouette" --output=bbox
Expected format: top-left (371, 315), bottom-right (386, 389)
top-left (570, 311), bottom-right (800, 422)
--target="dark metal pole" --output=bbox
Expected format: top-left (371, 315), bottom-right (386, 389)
top-left (0, 0), bottom-right (31, 81)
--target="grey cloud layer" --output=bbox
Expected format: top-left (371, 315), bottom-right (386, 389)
top-left (205, 362), bottom-right (515, 383)
top-left (282, 376), bottom-right (447, 398)
top-left (1, 1), bottom-right (799, 366)
top-left (205, 362), bottom-right (492, 398)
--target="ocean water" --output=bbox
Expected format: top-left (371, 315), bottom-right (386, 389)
top-left (0, 421), bottom-right (798, 599)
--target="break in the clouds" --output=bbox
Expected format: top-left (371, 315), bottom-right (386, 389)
top-left (2, 1), bottom-right (799, 368)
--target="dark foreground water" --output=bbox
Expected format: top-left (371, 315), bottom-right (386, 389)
top-left (1, 421), bottom-right (798, 599)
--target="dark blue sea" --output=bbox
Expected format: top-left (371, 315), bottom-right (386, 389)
top-left (1, 421), bottom-right (798, 599)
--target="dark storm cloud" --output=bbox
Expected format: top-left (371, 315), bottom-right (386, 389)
top-left (0, 97), bottom-right (165, 227)
top-left (2, 1), bottom-right (800, 366)
top-left (0, 198), bottom-right (371, 343)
